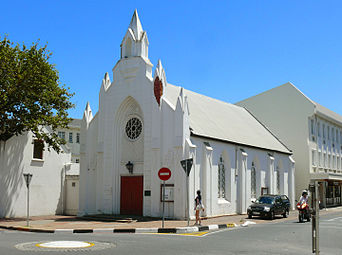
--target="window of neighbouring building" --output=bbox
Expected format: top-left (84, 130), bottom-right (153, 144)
top-left (76, 133), bottom-right (80, 143)
top-left (317, 122), bottom-right (321, 137)
top-left (332, 128), bottom-right (335, 145)
top-left (312, 150), bottom-right (316, 166)
top-left (218, 155), bottom-right (226, 198)
top-left (58, 131), bottom-right (65, 140)
top-left (311, 119), bottom-right (315, 135)
top-left (69, 132), bottom-right (73, 143)
top-left (33, 139), bottom-right (44, 160)
top-left (323, 124), bottom-right (326, 139)
top-left (251, 162), bottom-right (256, 199)
top-left (328, 126), bottom-right (330, 140)
top-left (323, 153), bottom-right (327, 168)
top-left (76, 158), bottom-right (79, 163)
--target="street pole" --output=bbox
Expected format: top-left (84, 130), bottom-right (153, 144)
top-left (26, 183), bottom-right (30, 227)
top-left (186, 174), bottom-right (190, 226)
top-left (162, 180), bottom-right (165, 228)
top-left (315, 181), bottom-right (320, 254)
top-left (23, 173), bottom-right (32, 227)
top-left (311, 181), bottom-right (320, 254)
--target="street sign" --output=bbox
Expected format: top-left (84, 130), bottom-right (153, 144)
top-left (180, 158), bottom-right (193, 176)
top-left (158, 168), bottom-right (171, 181)
top-left (180, 158), bottom-right (193, 227)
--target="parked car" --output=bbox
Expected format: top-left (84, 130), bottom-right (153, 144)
top-left (247, 195), bottom-right (289, 220)
top-left (280, 195), bottom-right (291, 212)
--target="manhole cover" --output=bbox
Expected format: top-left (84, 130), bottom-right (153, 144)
top-left (36, 241), bottom-right (94, 248)
top-left (15, 241), bottom-right (116, 252)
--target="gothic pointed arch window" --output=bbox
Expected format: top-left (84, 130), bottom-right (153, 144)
top-left (276, 166), bottom-right (280, 194)
top-left (218, 155), bottom-right (225, 198)
top-left (251, 162), bottom-right (256, 199)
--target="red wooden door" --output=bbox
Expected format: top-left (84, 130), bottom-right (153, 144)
top-left (120, 176), bottom-right (143, 215)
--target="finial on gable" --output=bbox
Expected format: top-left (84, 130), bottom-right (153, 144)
top-left (83, 102), bottom-right (93, 123)
top-left (153, 59), bottom-right (167, 106)
top-left (101, 72), bottom-right (111, 91)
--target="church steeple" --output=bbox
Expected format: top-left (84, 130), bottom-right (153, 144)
top-left (129, 9), bottom-right (143, 41)
top-left (121, 9), bottom-right (149, 60)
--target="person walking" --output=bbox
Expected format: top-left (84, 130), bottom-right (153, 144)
top-left (194, 190), bottom-right (204, 225)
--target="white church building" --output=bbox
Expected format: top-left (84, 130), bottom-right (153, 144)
top-left (79, 10), bottom-right (296, 219)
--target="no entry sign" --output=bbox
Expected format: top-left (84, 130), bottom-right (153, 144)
top-left (158, 168), bottom-right (171, 181)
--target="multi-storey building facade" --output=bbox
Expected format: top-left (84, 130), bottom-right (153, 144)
top-left (237, 82), bottom-right (342, 207)
top-left (57, 119), bottom-right (81, 163)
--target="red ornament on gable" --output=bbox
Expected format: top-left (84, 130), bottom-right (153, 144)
top-left (154, 76), bottom-right (163, 106)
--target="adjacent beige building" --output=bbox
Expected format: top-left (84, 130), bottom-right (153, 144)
top-left (237, 82), bottom-right (342, 207)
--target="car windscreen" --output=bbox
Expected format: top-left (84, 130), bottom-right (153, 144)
top-left (255, 197), bottom-right (274, 204)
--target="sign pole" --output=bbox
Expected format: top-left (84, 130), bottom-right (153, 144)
top-left (186, 169), bottom-right (190, 227)
top-left (162, 180), bottom-right (165, 228)
top-left (27, 183), bottom-right (30, 227)
top-left (158, 168), bottom-right (171, 229)
top-left (180, 158), bottom-right (193, 227)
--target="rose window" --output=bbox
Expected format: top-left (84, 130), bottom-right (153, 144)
top-left (125, 117), bottom-right (142, 140)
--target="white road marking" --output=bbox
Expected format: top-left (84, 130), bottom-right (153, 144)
top-left (326, 216), bottom-right (342, 222)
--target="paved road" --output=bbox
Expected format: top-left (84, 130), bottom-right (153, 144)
top-left (1, 211), bottom-right (341, 255)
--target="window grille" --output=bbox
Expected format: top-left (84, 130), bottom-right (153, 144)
top-left (276, 167), bottom-right (280, 194)
top-left (218, 156), bottom-right (225, 198)
top-left (251, 162), bottom-right (256, 199)
top-left (125, 117), bottom-right (142, 141)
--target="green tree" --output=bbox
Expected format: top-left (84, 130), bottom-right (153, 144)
top-left (0, 36), bottom-right (74, 153)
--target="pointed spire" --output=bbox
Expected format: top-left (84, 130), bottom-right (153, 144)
top-left (154, 59), bottom-right (167, 86)
top-left (83, 102), bottom-right (93, 123)
top-left (129, 9), bottom-right (143, 41)
top-left (101, 72), bottom-right (111, 91)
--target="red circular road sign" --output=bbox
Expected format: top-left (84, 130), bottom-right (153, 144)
top-left (158, 168), bottom-right (171, 181)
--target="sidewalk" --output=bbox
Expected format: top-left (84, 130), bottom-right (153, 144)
top-left (0, 207), bottom-right (340, 234)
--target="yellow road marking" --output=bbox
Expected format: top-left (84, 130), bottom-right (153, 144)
top-left (179, 231), bottom-right (209, 236)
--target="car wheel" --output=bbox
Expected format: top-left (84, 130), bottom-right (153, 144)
top-left (283, 210), bottom-right (288, 218)
top-left (248, 213), bottom-right (252, 219)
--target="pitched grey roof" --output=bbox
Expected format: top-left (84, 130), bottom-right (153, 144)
top-left (164, 84), bottom-right (291, 154)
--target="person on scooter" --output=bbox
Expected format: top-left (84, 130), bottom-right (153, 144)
top-left (299, 190), bottom-right (309, 204)
top-left (298, 190), bottom-right (310, 221)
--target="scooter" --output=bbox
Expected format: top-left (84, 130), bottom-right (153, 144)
top-left (296, 201), bottom-right (310, 223)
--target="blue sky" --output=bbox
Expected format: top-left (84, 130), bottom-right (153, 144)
top-left (2, 1), bottom-right (342, 118)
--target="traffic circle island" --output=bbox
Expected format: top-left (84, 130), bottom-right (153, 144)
top-left (36, 241), bottom-right (94, 249)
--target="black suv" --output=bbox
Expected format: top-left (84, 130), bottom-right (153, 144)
top-left (247, 195), bottom-right (290, 220)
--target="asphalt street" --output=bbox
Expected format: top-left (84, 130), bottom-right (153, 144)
top-left (1, 211), bottom-right (342, 255)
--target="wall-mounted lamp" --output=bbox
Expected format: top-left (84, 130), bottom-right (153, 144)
top-left (126, 161), bottom-right (134, 174)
